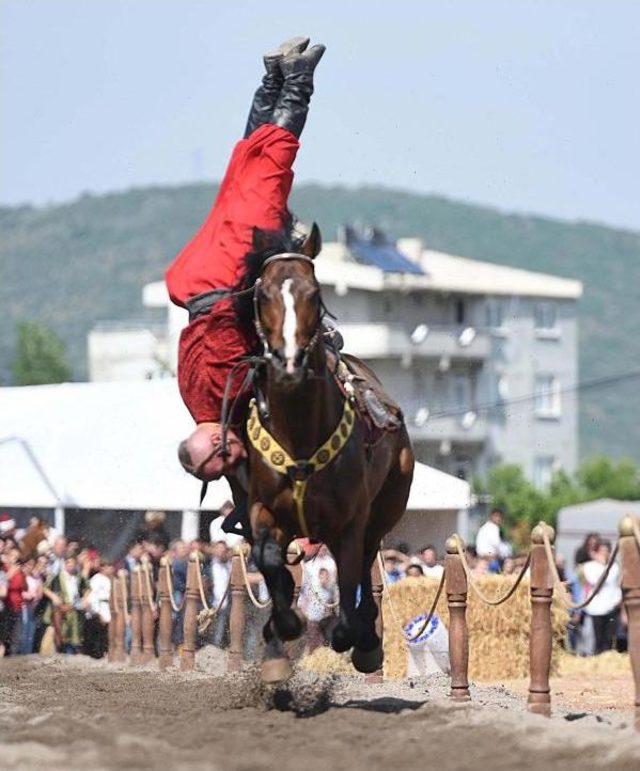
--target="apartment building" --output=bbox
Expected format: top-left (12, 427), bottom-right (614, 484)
top-left (88, 227), bottom-right (582, 485)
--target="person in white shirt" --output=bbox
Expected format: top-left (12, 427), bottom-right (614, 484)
top-left (582, 540), bottom-right (622, 654)
top-left (475, 508), bottom-right (512, 561)
top-left (417, 545), bottom-right (444, 579)
top-left (85, 561), bottom-right (114, 658)
top-left (209, 540), bottom-right (232, 648)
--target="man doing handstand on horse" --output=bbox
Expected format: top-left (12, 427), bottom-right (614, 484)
top-left (166, 37), bottom-right (325, 503)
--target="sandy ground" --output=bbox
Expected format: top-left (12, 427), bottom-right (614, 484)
top-left (1, 651), bottom-right (639, 771)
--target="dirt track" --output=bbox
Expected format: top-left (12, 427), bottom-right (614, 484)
top-left (1, 653), bottom-right (639, 771)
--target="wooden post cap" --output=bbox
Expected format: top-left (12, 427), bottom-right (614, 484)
top-left (132, 565), bottom-right (141, 574)
top-left (619, 515), bottom-right (637, 537)
top-left (233, 543), bottom-right (250, 557)
top-left (188, 550), bottom-right (200, 562)
top-left (531, 522), bottom-right (555, 545)
top-left (446, 534), bottom-right (463, 554)
top-left (117, 568), bottom-right (128, 579)
top-left (160, 555), bottom-right (170, 567)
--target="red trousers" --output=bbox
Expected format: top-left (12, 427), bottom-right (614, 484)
top-left (165, 125), bottom-right (300, 423)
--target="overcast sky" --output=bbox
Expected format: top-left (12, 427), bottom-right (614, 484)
top-left (2, 0), bottom-right (639, 230)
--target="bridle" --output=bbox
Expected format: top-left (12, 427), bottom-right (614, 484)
top-left (252, 252), bottom-right (323, 367)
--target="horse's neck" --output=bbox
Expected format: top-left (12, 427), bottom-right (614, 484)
top-left (264, 347), bottom-right (342, 459)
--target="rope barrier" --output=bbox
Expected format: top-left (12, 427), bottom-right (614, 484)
top-left (142, 563), bottom-right (157, 613)
top-left (540, 527), bottom-right (620, 611)
top-left (377, 552), bottom-right (446, 642)
top-left (238, 546), bottom-right (272, 609)
top-left (118, 571), bottom-right (130, 626)
top-left (192, 551), bottom-right (233, 633)
top-left (454, 536), bottom-right (532, 606)
top-left (165, 560), bottom-right (186, 613)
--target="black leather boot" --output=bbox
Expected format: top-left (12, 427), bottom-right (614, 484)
top-left (270, 44), bottom-right (326, 138)
top-left (244, 36), bottom-right (309, 138)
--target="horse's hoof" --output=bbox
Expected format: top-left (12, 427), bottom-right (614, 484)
top-left (273, 608), bottom-right (305, 642)
top-left (261, 657), bottom-right (293, 684)
top-left (351, 644), bottom-right (383, 674)
top-left (331, 623), bottom-right (355, 653)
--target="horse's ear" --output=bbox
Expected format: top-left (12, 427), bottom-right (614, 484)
top-left (252, 227), bottom-right (271, 254)
top-left (252, 227), bottom-right (282, 255)
top-left (299, 222), bottom-right (322, 259)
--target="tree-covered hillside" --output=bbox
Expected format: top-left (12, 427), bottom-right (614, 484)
top-left (1, 183), bottom-right (639, 460)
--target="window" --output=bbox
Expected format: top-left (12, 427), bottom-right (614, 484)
top-left (533, 456), bottom-right (555, 489)
top-left (486, 299), bottom-right (508, 331)
top-left (534, 375), bottom-right (561, 417)
top-left (534, 302), bottom-right (559, 334)
top-left (453, 373), bottom-right (469, 410)
top-left (455, 299), bottom-right (466, 325)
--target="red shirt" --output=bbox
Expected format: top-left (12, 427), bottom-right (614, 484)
top-left (5, 569), bottom-right (27, 613)
top-left (165, 124), bottom-right (300, 423)
top-left (166, 124), bottom-right (299, 305)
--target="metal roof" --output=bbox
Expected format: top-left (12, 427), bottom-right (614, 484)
top-left (0, 381), bottom-right (470, 513)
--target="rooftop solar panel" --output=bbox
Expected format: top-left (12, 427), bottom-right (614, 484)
top-left (347, 233), bottom-right (425, 276)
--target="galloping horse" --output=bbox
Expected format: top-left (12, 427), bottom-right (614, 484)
top-left (242, 235), bottom-right (415, 682)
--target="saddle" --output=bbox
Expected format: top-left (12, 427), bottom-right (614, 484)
top-left (330, 352), bottom-right (403, 440)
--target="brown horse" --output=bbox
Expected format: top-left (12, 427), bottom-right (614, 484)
top-left (246, 246), bottom-right (414, 682)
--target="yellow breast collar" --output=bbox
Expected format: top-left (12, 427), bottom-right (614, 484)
top-left (247, 397), bottom-right (356, 537)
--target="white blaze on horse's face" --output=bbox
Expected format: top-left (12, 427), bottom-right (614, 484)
top-left (281, 278), bottom-right (298, 374)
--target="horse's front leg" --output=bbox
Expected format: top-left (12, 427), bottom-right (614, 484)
top-left (250, 502), bottom-right (303, 682)
top-left (329, 521), bottom-right (364, 654)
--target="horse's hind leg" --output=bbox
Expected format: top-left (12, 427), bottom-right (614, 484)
top-left (350, 544), bottom-right (383, 673)
top-left (352, 442), bottom-right (414, 673)
top-left (329, 520), bottom-right (365, 654)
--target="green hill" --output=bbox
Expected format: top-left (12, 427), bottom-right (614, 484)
top-left (1, 183), bottom-right (639, 461)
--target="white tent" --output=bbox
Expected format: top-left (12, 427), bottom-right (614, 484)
top-left (0, 381), bottom-right (470, 546)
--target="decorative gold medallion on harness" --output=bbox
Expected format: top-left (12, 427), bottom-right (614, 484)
top-left (247, 397), bottom-right (356, 537)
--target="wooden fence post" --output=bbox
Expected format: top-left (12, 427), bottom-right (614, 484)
top-left (227, 546), bottom-right (247, 672)
top-left (113, 569), bottom-right (128, 663)
top-left (527, 522), bottom-right (554, 717)
top-left (157, 557), bottom-right (173, 670)
top-left (141, 561), bottom-right (156, 664)
top-left (619, 515), bottom-right (640, 732)
top-left (365, 556), bottom-right (384, 684)
top-left (107, 576), bottom-right (117, 663)
top-left (445, 536), bottom-right (470, 701)
top-left (129, 566), bottom-right (143, 665)
top-left (181, 551), bottom-right (200, 671)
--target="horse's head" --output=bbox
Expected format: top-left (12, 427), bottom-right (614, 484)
top-left (255, 242), bottom-right (322, 384)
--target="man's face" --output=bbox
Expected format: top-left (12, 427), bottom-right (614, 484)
top-left (53, 538), bottom-right (67, 558)
top-left (490, 511), bottom-right (503, 526)
top-left (211, 542), bottom-right (228, 561)
top-left (421, 549), bottom-right (437, 567)
top-left (65, 557), bottom-right (77, 575)
top-left (596, 544), bottom-right (610, 565)
top-left (174, 541), bottom-right (188, 560)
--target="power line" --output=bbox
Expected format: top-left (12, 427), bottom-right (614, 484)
top-left (422, 369), bottom-right (640, 422)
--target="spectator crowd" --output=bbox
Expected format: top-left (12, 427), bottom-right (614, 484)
top-left (0, 510), bottom-right (342, 661)
top-left (0, 506), bottom-right (627, 661)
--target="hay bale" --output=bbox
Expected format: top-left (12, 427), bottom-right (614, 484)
top-left (382, 576), bottom-right (568, 681)
top-left (300, 646), bottom-right (355, 675)
top-left (557, 650), bottom-right (630, 677)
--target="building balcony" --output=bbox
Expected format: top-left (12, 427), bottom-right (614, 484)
top-left (408, 413), bottom-right (488, 445)
top-left (338, 323), bottom-right (490, 361)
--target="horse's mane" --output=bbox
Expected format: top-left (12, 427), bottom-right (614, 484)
top-left (233, 219), bottom-right (297, 337)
